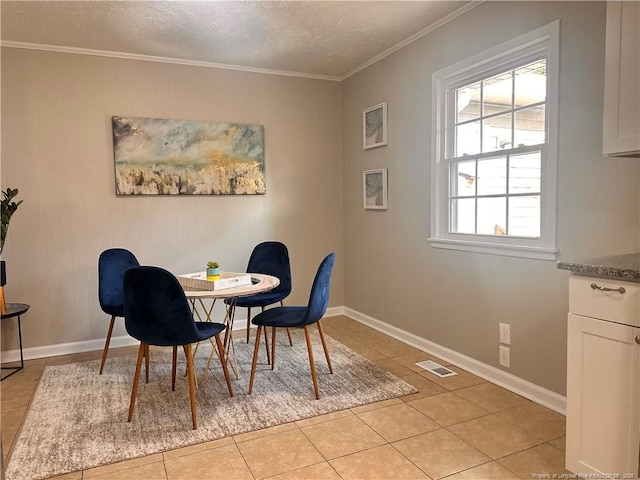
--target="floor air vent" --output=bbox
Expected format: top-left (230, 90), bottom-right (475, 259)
top-left (415, 360), bottom-right (457, 377)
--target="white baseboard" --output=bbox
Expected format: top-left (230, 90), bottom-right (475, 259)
top-left (0, 335), bottom-right (140, 363)
top-left (0, 304), bottom-right (565, 415)
top-left (324, 306), bottom-right (345, 317)
top-left (1, 317), bottom-right (249, 363)
top-left (0, 308), bottom-right (345, 364)
top-left (344, 307), bottom-right (566, 415)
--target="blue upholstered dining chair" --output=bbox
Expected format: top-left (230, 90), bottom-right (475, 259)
top-left (98, 248), bottom-right (140, 374)
top-left (123, 266), bottom-right (234, 430)
top-left (248, 252), bottom-right (335, 400)
top-left (227, 241), bottom-right (293, 347)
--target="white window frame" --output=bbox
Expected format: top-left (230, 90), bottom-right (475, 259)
top-left (429, 21), bottom-right (560, 261)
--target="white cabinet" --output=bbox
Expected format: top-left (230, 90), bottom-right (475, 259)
top-left (567, 314), bottom-right (640, 475)
top-left (566, 276), bottom-right (640, 477)
top-left (603, 1), bottom-right (640, 157)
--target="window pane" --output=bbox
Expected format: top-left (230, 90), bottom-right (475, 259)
top-left (477, 197), bottom-right (506, 235)
top-left (456, 120), bottom-right (481, 156)
top-left (514, 60), bottom-right (546, 107)
top-left (451, 160), bottom-right (476, 197)
top-left (457, 82), bottom-right (481, 123)
top-left (477, 157), bottom-right (507, 195)
top-left (514, 105), bottom-right (545, 147)
top-left (509, 152), bottom-right (541, 194)
top-left (508, 195), bottom-right (541, 237)
top-left (482, 112), bottom-right (512, 152)
top-left (450, 198), bottom-right (475, 234)
top-left (483, 70), bottom-right (512, 116)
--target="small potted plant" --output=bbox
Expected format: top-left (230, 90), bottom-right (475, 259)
top-left (206, 261), bottom-right (220, 280)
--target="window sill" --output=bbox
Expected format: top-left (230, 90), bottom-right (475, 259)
top-left (428, 237), bottom-right (558, 261)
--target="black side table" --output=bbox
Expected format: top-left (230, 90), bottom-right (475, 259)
top-left (1, 303), bottom-right (29, 381)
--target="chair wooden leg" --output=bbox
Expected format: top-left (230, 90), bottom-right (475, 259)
top-left (184, 343), bottom-right (198, 430)
top-left (248, 325), bottom-right (263, 394)
top-left (128, 343), bottom-right (146, 422)
top-left (317, 321), bottom-right (333, 374)
top-left (262, 307), bottom-right (271, 365)
top-left (171, 346), bottom-right (177, 391)
top-left (144, 344), bottom-right (150, 384)
top-left (215, 335), bottom-right (234, 397)
top-left (271, 326), bottom-right (277, 370)
top-left (303, 325), bottom-right (320, 400)
top-left (246, 307), bottom-right (251, 343)
top-left (99, 315), bottom-right (116, 374)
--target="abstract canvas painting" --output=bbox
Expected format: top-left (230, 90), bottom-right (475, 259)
top-left (112, 116), bottom-right (265, 195)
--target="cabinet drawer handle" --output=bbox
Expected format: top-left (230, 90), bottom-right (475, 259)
top-left (635, 336), bottom-right (640, 345)
top-left (590, 282), bottom-right (626, 294)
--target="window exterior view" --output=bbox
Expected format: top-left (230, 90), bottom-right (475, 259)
top-left (450, 59), bottom-right (546, 238)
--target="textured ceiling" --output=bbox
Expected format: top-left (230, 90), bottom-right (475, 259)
top-left (1, 1), bottom-right (475, 79)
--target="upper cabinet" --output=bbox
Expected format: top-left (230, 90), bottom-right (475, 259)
top-left (603, 1), bottom-right (640, 158)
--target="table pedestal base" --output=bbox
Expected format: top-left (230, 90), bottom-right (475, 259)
top-left (189, 297), bottom-right (240, 381)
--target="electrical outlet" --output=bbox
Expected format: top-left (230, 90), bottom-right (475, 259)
top-left (499, 345), bottom-right (510, 368)
top-left (499, 323), bottom-right (511, 345)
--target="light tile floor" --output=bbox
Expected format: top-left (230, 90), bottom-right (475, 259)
top-left (1, 315), bottom-right (569, 479)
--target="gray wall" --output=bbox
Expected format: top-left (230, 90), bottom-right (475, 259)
top-left (1, 49), bottom-right (344, 351)
top-left (341, 1), bottom-right (640, 395)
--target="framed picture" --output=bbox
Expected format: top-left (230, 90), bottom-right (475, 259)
top-left (112, 116), bottom-right (265, 195)
top-left (363, 102), bottom-right (387, 150)
top-left (363, 169), bottom-right (388, 210)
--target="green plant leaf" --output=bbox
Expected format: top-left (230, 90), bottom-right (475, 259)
top-left (1, 187), bottom-right (22, 254)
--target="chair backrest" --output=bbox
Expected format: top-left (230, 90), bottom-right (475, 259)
top-left (123, 266), bottom-right (202, 347)
top-left (98, 248), bottom-right (140, 316)
top-left (301, 252), bottom-right (336, 326)
top-left (247, 241), bottom-right (292, 298)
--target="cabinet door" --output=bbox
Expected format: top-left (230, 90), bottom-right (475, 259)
top-left (603, 1), bottom-right (640, 157)
top-left (567, 313), bottom-right (640, 476)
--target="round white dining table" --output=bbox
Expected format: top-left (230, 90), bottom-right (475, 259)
top-left (178, 272), bottom-right (280, 380)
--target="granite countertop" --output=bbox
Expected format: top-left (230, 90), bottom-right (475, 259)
top-left (557, 253), bottom-right (640, 282)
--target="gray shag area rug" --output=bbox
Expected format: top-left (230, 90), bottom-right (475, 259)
top-left (6, 330), bottom-right (417, 480)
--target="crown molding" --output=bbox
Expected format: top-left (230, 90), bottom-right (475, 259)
top-left (341, 1), bottom-right (484, 80)
top-left (0, 41), bottom-right (342, 82)
top-left (1, 1), bottom-right (482, 83)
